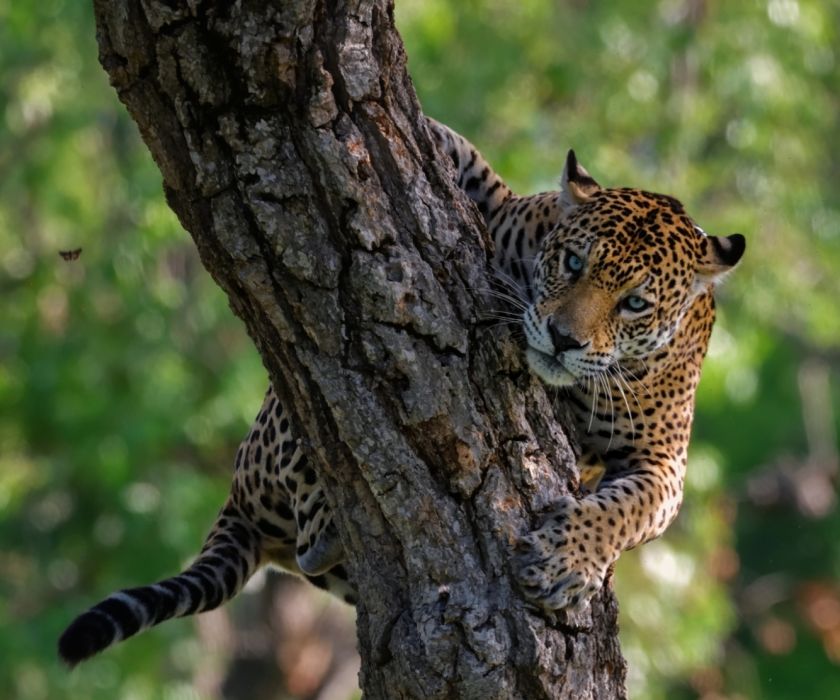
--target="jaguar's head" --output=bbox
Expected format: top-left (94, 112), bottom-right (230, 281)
top-left (525, 153), bottom-right (745, 387)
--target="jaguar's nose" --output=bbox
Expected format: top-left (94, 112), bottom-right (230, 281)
top-left (547, 320), bottom-right (586, 353)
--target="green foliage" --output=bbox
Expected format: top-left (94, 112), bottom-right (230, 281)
top-left (0, 3), bottom-right (265, 698)
top-left (3, 1), bottom-right (840, 698)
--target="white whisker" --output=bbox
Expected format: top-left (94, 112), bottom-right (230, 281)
top-left (490, 268), bottom-right (531, 300)
top-left (588, 373), bottom-right (598, 434)
top-left (480, 287), bottom-right (529, 311)
top-left (616, 367), bottom-right (646, 431)
top-left (600, 373), bottom-right (616, 451)
top-left (608, 366), bottom-right (636, 444)
top-left (478, 311), bottom-right (523, 322)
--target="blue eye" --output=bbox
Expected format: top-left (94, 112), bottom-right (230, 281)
top-left (622, 295), bottom-right (649, 312)
top-left (565, 251), bottom-right (584, 273)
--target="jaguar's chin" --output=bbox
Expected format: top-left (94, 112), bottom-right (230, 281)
top-left (526, 347), bottom-right (578, 387)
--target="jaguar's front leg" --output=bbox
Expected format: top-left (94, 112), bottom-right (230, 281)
top-left (515, 456), bottom-right (685, 611)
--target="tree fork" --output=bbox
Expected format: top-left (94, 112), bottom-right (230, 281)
top-left (91, 0), bottom-right (627, 697)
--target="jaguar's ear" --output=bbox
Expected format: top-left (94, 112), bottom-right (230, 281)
top-left (560, 150), bottom-right (601, 207)
top-left (696, 233), bottom-right (746, 286)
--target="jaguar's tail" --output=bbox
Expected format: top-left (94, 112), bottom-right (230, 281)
top-left (57, 503), bottom-right (261, 667)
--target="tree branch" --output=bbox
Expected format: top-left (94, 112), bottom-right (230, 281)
top-left (91, 0), bottom-right (626, 696)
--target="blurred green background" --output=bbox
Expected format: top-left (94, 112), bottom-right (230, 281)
top-left (2, 0), bottom-right (839, 698)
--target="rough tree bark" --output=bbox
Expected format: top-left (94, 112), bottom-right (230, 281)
top-left (91, 1), bottom-right (627, 697)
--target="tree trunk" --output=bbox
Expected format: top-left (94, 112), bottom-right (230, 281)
top-left (90, 1), bottom-right (627, 697)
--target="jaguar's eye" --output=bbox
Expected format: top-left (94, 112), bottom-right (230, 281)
top-left (621, 295), bottom-right (650, 313)
top-left (564, 251), bottom-right (584, 274)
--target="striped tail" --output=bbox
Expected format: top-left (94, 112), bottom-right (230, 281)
top-left (427, 117), bottom-right (513, 221)
top-left (57, 503), bottom-right (261, 667)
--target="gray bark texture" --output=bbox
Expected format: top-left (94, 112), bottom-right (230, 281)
top-left (91, 1), bottom-right (627, 697)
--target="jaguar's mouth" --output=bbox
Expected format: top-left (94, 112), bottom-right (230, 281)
top-left (525, 346), bottom-right (577, 387)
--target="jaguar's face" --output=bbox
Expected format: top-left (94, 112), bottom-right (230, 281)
top-left (524, 187), bottom-right (745, 387)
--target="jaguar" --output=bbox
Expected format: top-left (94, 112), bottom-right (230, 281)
top-left (58, 117), bottom-right (744, 664)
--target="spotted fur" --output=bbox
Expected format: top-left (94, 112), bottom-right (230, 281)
top-left (514, 175), bottom-right (745, 611)
top-left (58, 119), bottom-right (744, 665)
top-left (427, 117), bottom-right (586, 296)
top-left (430, 119), bottom-right (744, 610)
top-left (57, 389), bottom-right (353, 666)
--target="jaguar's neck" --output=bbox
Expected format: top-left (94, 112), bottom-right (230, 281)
top-left (487, 192), bottom-right (568, 300)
